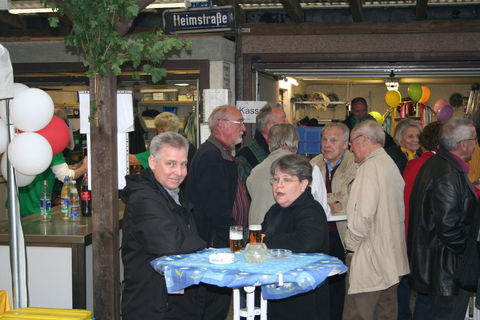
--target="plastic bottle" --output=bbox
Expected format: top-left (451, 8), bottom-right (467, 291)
top-left (60, 176), bottom-right (71, 220)
top-left (81, 174), bottom-right (92, 217)
top-left (39, 180), bottom-right (52, 222)
top-left (69, 185), bottom-right (81, 221)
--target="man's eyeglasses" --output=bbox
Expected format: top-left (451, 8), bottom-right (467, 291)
top-left (459, 137), bottom-right (478, 143)
top-left (224, 119), bottom-right (245, 126)
top-left (348, 134), bottom-right (363, 147)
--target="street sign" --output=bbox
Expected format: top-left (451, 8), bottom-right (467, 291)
top-left (163, 6), bottom-right (233, 34)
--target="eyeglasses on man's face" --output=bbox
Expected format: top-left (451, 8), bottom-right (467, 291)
top-left (348, 134), bottom-right (363, 147)
top-left (458, 137), bottom-right (478, 144)
top-left (223, 119), bottom-right (245, 126)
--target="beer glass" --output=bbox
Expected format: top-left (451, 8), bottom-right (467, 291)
top-left (248, 224), bottom-right (262, 243)
top-left (229, 226), bottom-right (243, 253)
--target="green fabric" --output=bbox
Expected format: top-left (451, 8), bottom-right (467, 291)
top-left (18, 153), bottom-right (66, 217)
top-left (135, 151), bottom-right (150, 169)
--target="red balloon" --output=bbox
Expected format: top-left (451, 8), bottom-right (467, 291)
top-left (434, 98), bottom-right (448, 113)
top-left (35, 116), bottom-right (70, 155)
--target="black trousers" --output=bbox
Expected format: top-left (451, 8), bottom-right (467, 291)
top-left (165, 284), bottom-right (231, 320)
top-left (328, 225), bottom-right (346, 320)
top-left (426, 288), bottom-right (471, 320)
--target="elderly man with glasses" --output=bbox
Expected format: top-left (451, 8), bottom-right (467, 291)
top-left (187, 104), bottom-right (248, 320)
top-left (343, 120), bottom-right (409, 320)
top-left (409, 117), bottom-right (479, 320)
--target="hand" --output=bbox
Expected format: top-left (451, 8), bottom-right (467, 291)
top-left (329, 201), bottom-right (343, 213)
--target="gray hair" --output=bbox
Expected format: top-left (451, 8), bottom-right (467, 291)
top-left (257, 103), bottom-right (284, 133)
top-left (440, 117), bottom-right (475, 151)
top-left (270, 154), bottom-right (312, 184)
top-left (154, 112), bottom-right (181, 132)
top-left (352, 120), bottom-right (385, 146)
top-left (268, 123), bottom-right (299, 152)
top-left (322, 122), bottom-right (350, 142)
top-left (150, 131), bottom-right (188, 158)
top-left (393, 119), bottom-right (422, 146)
top-left (208, 105), bottom-right (234, 131)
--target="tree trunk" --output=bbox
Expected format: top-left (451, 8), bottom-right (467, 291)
top-left (90, 70), bottom-right (120, 319)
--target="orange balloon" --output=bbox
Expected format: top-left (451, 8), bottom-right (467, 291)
top-left (419, 86), bottom-right (431, 103)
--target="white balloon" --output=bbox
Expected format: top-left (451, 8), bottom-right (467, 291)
top-left (11, 88), bottom-right (54, 132)
top-left (1, 153), bottom-right (36, 187)
top-left (13, 83), bottom-right (29, 97)
top-left (8, 132), bottom-right (52, 176)
top-left (0, 120), bottom-right (7, 154)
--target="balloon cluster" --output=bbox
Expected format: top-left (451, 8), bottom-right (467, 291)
top-left (0, 84), bottom-right (70, 186)
top-left (384, 84), bottom-right (432, 108)
top-left (433, 98), bottom-right (454, 121)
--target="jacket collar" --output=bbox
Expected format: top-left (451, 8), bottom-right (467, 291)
top-left (436, 148), bottom-right (477, 198)
top-left (254, 129), bottom-right (270, 154)
top-left (207, 135), bottom-right (234, 161)
top-left (358, 147), bottom-right (385, 166)
top-left (437, 147), bottom-right (468, 173)
top-left (144, 169), bottom-right (188, 211)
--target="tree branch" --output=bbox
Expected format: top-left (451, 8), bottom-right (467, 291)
top-left (116, 0), bottom-right (154, 35)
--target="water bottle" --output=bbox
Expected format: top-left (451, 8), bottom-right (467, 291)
top-left (69, 185), bottom-right (81, 221)
top-left (60, 176), bottom-right (71, 220)
top-left (39, 180), bottom-right (52, 222)
top-left (81, 174), bottom-right (92, 217)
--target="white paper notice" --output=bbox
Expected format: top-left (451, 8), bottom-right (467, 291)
top-left (203, 89), bottom-right (229, 121)
top-left (79, 90), bottom-right (133, 190)
top-left (200, 123), bottom-right (211, 144)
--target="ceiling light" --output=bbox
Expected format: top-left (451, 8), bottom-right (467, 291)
top-left (285, 77), bottom-right (299, 86)
top-left (385, 70), bottom-right (399, 91)
top-left (174, 83), bottom-right (190, 86)
top-left (146, 1), bottom-right (186, 9)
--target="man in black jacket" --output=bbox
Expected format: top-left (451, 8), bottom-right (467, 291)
top-left (121, 132), bottom-right (206, 320)
top-left (187, 105), bottom-right (248, 319)
top-left (409, 117), bottom-right (478, 320)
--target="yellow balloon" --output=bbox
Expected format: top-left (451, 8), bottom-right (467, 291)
top-left (419, 86), bottom-right (431, 103)
top-left (385, 90), bottom-right (402, 108)
top-left (369, 111), bottom-right (383, 124)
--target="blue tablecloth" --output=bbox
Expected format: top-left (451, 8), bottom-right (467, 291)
top-left (150, 248), bottom-right (347, 300)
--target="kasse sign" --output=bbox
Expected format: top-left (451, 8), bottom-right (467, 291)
top-left (163, 6), bottom-right (234, 34)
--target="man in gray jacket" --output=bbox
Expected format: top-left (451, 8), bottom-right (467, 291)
top-left (247, 123), bottom-right (299, 225)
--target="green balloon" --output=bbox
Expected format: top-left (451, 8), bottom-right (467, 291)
top-left (408, 84), bottom-right (423, 102)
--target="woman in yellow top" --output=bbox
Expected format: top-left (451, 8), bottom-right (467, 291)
top-left (385, 118), bottom-right (423, 174)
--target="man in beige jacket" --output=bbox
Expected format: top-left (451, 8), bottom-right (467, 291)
top-left (343, 120), bottom-right (409, 320)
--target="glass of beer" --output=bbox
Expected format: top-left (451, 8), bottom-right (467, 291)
top-left (249, 224), bottom-right (262, 244)
top-left (229, 226), bottom-right (243, 253)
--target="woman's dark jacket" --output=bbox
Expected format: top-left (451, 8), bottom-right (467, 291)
top-left (121, 169), bottom-right (206, 320)
top-left (408, 148), bottom-right (477, 296)
top-left (262, 187), bottom-right (330, 320)
top-left (386, 144), bottom-right (421, 174)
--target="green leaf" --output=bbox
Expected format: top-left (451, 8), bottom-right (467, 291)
top-left (48, 17), bottom-right (59, 28)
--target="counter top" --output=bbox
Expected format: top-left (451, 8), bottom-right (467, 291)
top-left (0, 201), bottom-right (125, 245)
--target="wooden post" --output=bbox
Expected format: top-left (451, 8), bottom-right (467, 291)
top-left (90, 70), bottom-right (120, 319)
